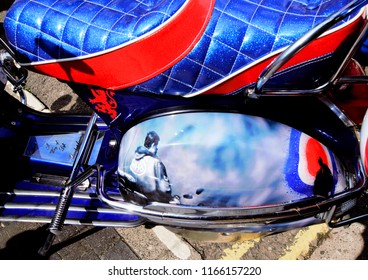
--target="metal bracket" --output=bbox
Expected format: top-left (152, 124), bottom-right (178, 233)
top-left (38, 113), bottom-right (99, 257)
top-left (0, 45), bottom-right (28, 105)
top-left (328, 193), bottom-right (368, 227)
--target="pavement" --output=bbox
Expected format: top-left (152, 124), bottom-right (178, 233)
top-left (1, 4), bottom-right (368, 261)
top-left (1, 218), bottom-right (368, 260)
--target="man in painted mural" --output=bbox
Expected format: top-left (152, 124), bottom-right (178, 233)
top-left (313, 157), bottom-right (334, 198)
top-left (122, 131), bottom-right (179, 204)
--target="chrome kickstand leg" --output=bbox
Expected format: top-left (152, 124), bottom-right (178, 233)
top-left (38, 113), bottom-right (99, 257)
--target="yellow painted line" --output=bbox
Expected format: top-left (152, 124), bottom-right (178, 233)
top-left (279, 224), bottom-right (329, 260)
top-left (221, 238), bottom-right (261, 260)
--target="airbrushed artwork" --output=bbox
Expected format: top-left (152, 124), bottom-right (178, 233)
top-left (117, 112), bottom-right (347, 207)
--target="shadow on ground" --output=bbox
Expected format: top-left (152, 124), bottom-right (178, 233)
top-left (0, 225), bottom-right (104, 260)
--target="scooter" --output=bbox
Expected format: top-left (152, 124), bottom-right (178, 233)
top-left (1, 0), bottom-right (368, 257)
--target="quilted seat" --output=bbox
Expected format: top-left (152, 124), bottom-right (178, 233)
top-left (4, 0), bottom-right (214, 89)
top-left (3, 0), bottom-right (366, 94)
top-left (4, 0), bottom-right (189, 61)
top-left (128, 0), bottom-right (365, 96)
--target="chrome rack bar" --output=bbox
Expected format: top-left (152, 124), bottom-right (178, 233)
top-left (96, 160), bottom-right (367, 231)
top-left (38, 113), bottom-right (99, 257)
top-left (335, 76), bottom-right (368, 84)
top-left (254, 0), bottom-right (368, 95)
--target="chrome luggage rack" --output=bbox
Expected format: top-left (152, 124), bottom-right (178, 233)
top-left (96, 163), bottom-right (366, 232)
top-left (252, 0), bottom-right (368, 97)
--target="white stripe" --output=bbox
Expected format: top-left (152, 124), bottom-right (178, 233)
top-left (153, 226), bottom-right (192, 260)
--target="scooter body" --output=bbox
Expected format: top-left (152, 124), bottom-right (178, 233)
top-left (1, 0), bottom-right (368, 248)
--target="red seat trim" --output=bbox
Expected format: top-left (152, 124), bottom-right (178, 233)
top-left (26, 0), bottom-right (215, 90)
top-left (203, 13), bottom-right (366, 95)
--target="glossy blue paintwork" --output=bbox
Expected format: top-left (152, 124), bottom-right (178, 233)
top-left (0, 180), bottom-right (141, 223)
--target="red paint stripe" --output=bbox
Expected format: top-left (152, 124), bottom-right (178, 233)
top-left (205, 14), bottom-right (366, 95)
top-left (305, 138), bottom-right (328, 177)
top-left (30, 0), bottom-right (214, 90)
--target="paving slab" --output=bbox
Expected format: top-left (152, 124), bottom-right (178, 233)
top-left (310, 222), bottom-right (368, 260)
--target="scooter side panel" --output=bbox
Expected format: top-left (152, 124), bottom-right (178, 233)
top-left (117, 112), bottom-right (348, 207)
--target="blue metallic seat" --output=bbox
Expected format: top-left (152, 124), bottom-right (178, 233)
top-left (4, 0), bottom-right (188, 61)
top-left (3, 0), bottom-right (365, 95)
top-left (127, 0), bottom-right (364, 96)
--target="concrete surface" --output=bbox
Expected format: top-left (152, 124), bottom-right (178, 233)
top-left (310, 222), bottom-right (368, 260)
top-left (1, 219), bottom-right (368, 260)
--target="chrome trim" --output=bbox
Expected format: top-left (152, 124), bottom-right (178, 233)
top-left (255, 0), bottom-right (368, 94)
top-left (1, 203), bottom-right (132, 214)
top-left (96, 165), bottom-right (366, 231)
top-left (336, 76), bottom-right (368, 84)
top-left (69, 113), bottom-right (98, 182)
top-left (332, 21), bottom-right (368, 84)
top-left (0, 188), bottom-right (146, 227)
top-left (1, 189), bottom-right (122, 201)
top-left (0, 216), bottom-right (145, 228)
top-left (2, 189), bottom-right (118, 199)
top-left (319, 95), bottom-right (356, 127)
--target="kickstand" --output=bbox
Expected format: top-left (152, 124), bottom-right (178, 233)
top-left (38, 113), bottom-right (99, 257)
